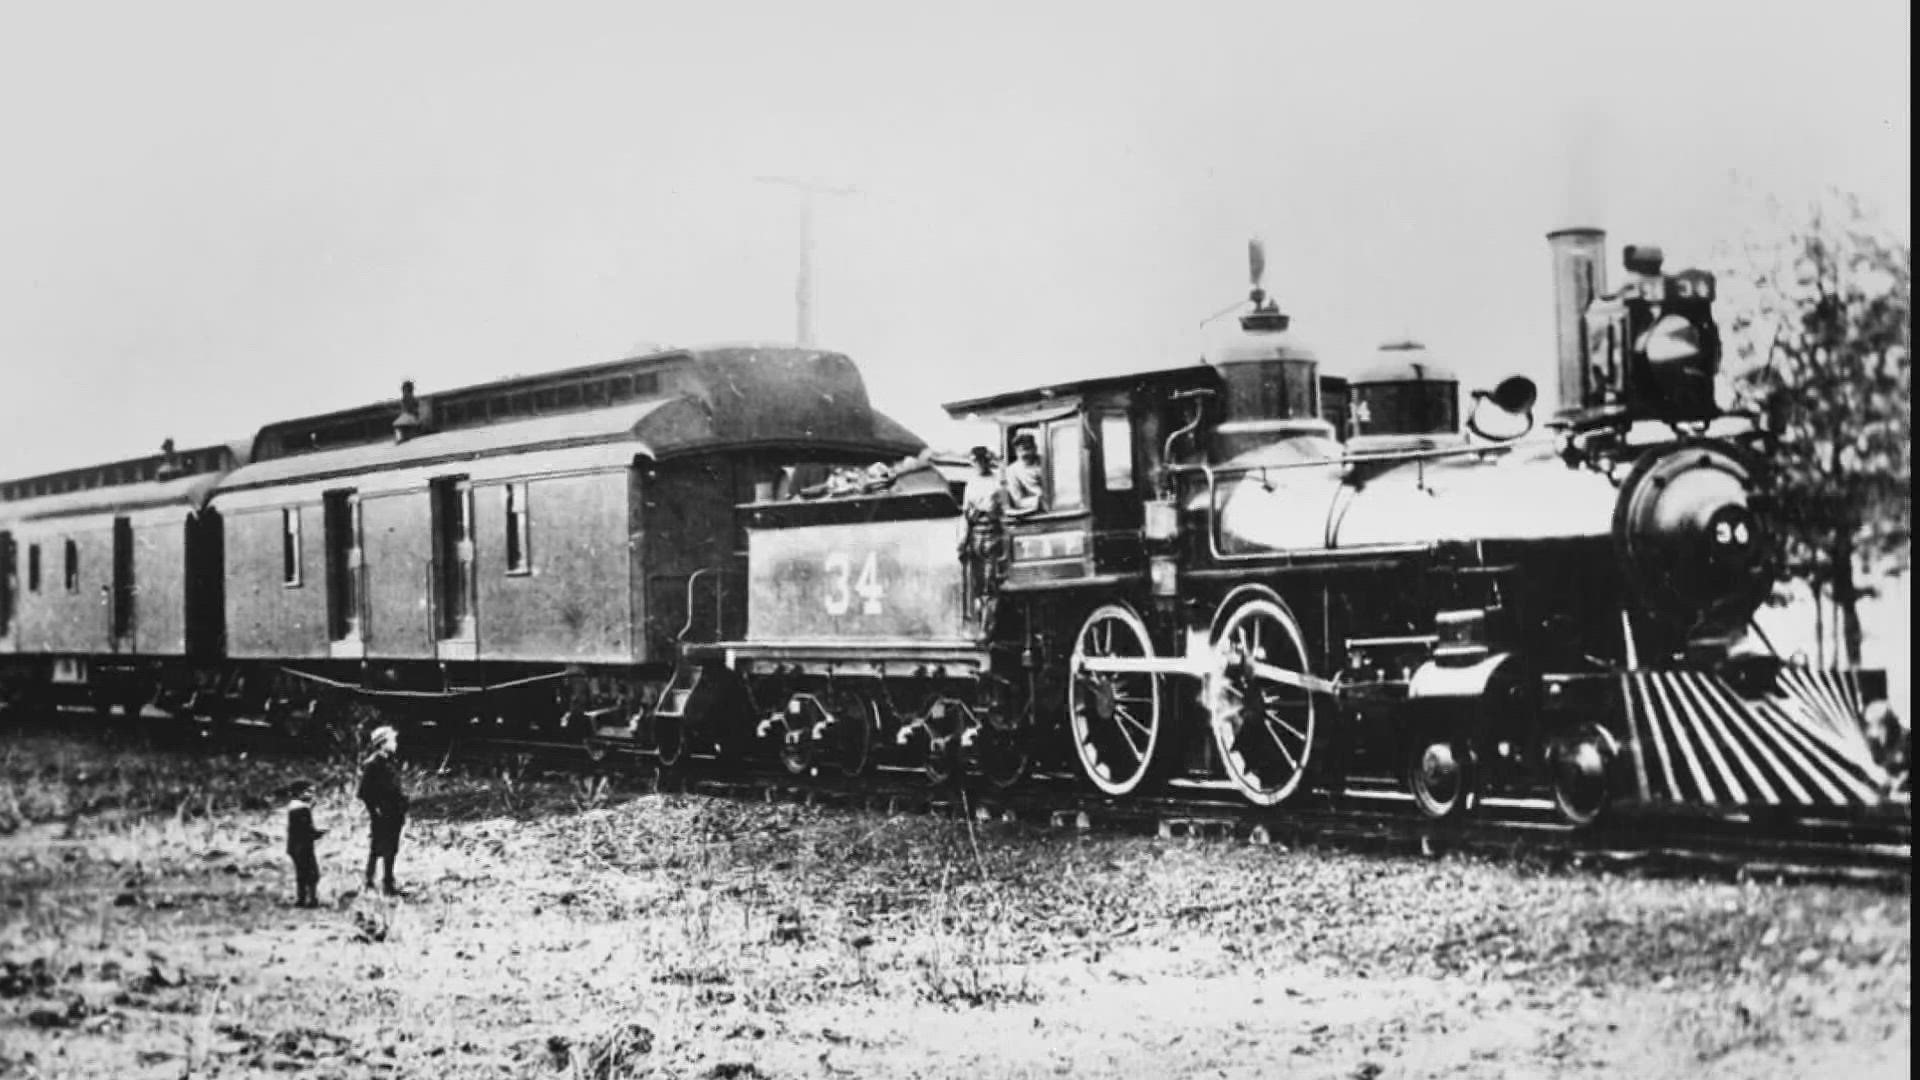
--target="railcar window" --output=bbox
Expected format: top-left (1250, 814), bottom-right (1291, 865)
top-left (608, 377), bottom-right (633, 402)
top-left (282, 508), bottom-right (303, 587)
top-left (1100, 415), bottom-right (1134, 490)
top-left (504, 483), bottom-right (532, 574)
top-left (63, 540), bottom-right (78, 592)
top-left (1049, 421), bottom-right (1085, 511)
top-left (632, 373), bottom-right (660, 396)
top-left (28, 544), bottom-right (41, 593)
top-left (0, 534), bottom-right (13, 635)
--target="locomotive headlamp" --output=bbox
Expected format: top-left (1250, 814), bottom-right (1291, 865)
top-left (1639, 314), bottom-right (1703, 364)
top-left (1636, 312), bottom-right (1720, 418)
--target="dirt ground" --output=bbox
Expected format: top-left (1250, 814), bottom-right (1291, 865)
top-left (0, 731), bottom-right (1910, 1079)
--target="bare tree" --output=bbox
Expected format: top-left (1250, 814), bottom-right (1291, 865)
top-left (1726, 191), bottom-right (1911, 666)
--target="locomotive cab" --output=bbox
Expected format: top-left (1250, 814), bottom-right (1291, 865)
top-left (946, 363), bottom-right (1227, 593)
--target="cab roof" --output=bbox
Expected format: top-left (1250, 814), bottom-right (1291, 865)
top-left (943, 362), bottom-right (1222, 423)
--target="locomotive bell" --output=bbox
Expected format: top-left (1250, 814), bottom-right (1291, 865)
top-left (1464, 375), bottom-right (1538, 442)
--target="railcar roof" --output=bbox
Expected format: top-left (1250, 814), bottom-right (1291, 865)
top-left (0, 441), bottom-right (248, 525)
top-left (250, 344), bottom-right (917, 459)
top-left (0, 471), bottom-right (230, 525)
top-left (217, 398), bottom-right (682, 492)
top-left (942, 362), bottom-right (1221, 421)
top-left (219, 350), bottom-right (928, 493)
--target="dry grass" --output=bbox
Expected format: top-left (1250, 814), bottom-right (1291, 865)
top-left (1, 729), bottom-right (1911, 1079)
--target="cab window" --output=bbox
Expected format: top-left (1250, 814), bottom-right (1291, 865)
top-left (1100, 415), bottom-right (1133, 490)
top-left (1048, 420), bottom-right (1084, 511)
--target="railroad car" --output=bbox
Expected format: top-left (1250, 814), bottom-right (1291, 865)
top-left (0, 346), bottom-right (922, 748)
top-left (209, 345), bottom-right (922, 745)
top-left (0, 441), bottom-right (243, 722)
top-left (690, 232), bottom-right (1902, 825)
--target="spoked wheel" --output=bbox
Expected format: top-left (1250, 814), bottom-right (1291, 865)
top-left (825, 690), bottom-right (878, 778)
top-left (1407, 737), bottom-right (1477, 820)
top-left (1068, 603), bottom-right (1168, 797)
top-left (966, 713), bottom-right (1033, 791)
top-left (1551, 734), bottom-right (1612, 828)
top-left (981, 720), bottom-right (1033, 790)
top-left (918, 699), bottom-right (963, 787)
top-left (654, 709), bottom-right (690, 769)
top-left (1209, 596), bottom-right (1323, 807)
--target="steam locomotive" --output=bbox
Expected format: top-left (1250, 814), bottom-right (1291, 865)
top-left (0, 229), bottom-right (1900, 827)
top-left (687, 228), bottom-right (1901, 824)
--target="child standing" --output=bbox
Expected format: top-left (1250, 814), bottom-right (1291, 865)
top-left (285, 780), bottom-right (326, 908)
top-left (357, 726), bottom-right (409, 896)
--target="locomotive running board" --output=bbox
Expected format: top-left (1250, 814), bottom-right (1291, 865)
top-left (1076, 653), bottom-right (1340, 696)
top-left (700, 639), bottom-right (993, 679)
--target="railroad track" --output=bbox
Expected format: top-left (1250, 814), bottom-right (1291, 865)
top-left (9, 708), bottom-right (1911, 891)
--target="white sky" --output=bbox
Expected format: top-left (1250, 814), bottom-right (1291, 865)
top-left (0, 0), bottom-right (1909, 475)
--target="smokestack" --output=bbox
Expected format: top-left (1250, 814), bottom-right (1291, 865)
top-left (1547, 228), bottom-right (1607, 417)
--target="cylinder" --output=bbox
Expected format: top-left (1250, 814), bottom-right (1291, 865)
top-left (1547, 227), bottom-right (1607, 416)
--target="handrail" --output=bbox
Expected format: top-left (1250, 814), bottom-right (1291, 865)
top-left (1165, 440), bottom-right (1515, 481)
top-left (678, 568), bottom-right (712, 642)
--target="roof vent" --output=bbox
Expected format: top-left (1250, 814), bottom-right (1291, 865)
top-left (393, 381), bottom-right (424, 444)
top-left (156, 438), bottom-right (184, 481)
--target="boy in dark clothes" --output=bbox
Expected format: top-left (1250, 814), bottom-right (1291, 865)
top-left (357, 726), bottom-right (410, 896)
top-left (285, 780), bottom-right (326, 908)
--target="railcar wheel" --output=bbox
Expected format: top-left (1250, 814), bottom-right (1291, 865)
top-left (654, 710), bottom-right (689, 769)
top-left (1068, 603), bottom-right (1168, 797)
top-left (916, 699), bottom-right (962, 787)
top-left (965, 713), bottom-right (1033, 791)
top-left (824, 690), bottom-right (878, 778)
top-left (776, 704), bottom-right (815, 776)
top-left (981, 723), bottom-right (1032, 790)
top-left (1407, 738), bottom-right (1476, 820)
top-left (1209, 597), bottom-right (1320, 807)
